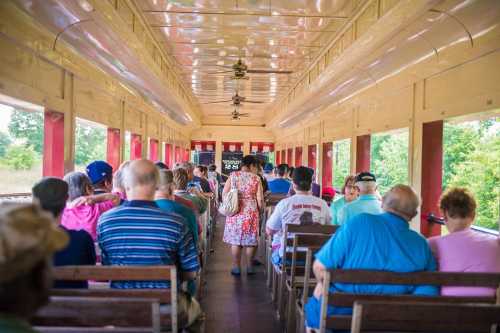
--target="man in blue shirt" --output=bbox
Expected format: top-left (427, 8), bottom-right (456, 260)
top-left (337, 171), bottom-right (382, 225)
top-left (305, 184), bottom-right (438, 330)
top-left (268, 164), bottom-right (292, 194)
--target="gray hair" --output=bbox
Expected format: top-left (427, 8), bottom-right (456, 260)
top-left (63, 172), bottom-right (92, 201)
top-left (123, 160), bottom-right (159, 190)
top-left (382, 184), bottom-right (420, 221)
top-left (356, 181), bottom-right (377, 193)
top-left (157, 169), bottom-right (174, 194)
top-left (113, 161), bottom-right (131, 190)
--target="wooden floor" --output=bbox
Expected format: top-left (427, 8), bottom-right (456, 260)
top-left (201, 217), bottom-right (283, 333)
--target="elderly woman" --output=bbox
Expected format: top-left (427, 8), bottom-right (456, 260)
top-left (222, 155), bottom-right (264, 276)
top-left (62, 172), bottom-right (120, 240)
top-left (428, 188), bottom-right (500, 296)
top-left (330, 175), bottom-right (359, 225)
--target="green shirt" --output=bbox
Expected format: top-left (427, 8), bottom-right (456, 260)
top-left (0, 314), bottom-right (38, 333)
top-left (330, 196), bottom-right (346, 225)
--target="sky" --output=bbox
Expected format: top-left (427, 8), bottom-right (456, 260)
top-left (0, 103), bottom-right (13, 133)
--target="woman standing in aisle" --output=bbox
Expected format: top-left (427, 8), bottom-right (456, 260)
top-left (222, 155), bottom-right (264, 276)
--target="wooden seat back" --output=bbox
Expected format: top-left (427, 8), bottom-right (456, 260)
top-left (350, 300), bottom-right (500, 333)
top-left (33, 296), bottom-right (161, 333)
top-left (50, 265), bottom-right (178, 332)
top-left (318, 270), bottom-right (500, 332)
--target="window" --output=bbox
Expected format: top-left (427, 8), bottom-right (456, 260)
top-left (332, 139), bottom-right (351, 190)
top-left (74, 118), bottom-right (107, 171)
top-left (443, 115), bottom-right (499, 231)
top-left (370, 128), bottom-right (409, 194)
top-left (0, 102), bottom-right (44, 194)
top-left (124, 131), bottom-right (131, 161)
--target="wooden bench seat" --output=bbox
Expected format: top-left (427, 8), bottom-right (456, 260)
top-left (350, 300), bottom-right (500, 332)
top-left (312, 270), bottom-right (500, 333)
top-left (47, 265), bottom-right (179, 332)
top-left (33, 296), bottom-right (161, 332)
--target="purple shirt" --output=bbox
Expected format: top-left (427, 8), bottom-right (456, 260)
top-left (428, 228), bottom-right (500, 296)
top-left (62, 199), bottom-right (115, 241)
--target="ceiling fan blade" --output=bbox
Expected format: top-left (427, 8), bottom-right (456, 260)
top-left (238, 113), bottom-right (250, 116)
top-left (203, 70), bottom-right (234, 74)
top-left (202, 99), bottom-right (233, 104)
top-left (243, 100), bottom-right (265, 104)
top-left (247, 69), bottom-right (293, 74)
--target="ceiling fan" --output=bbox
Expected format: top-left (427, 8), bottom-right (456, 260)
top-left (208, 59), bottom-right (293, 79)
top-left (202, 92), bottom-right (264, 105)
top-left (211, 109), bottom-right (250, 120)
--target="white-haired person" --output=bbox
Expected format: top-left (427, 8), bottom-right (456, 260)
top-left (337, 171), bottom-right (382, 225)
top-left (428, 187), bottom-right (500, 296)
top-left (305, 185), bottom-right (438, 332)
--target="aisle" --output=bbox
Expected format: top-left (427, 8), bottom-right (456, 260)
top-left (201, 217), bottom-right (283, 333)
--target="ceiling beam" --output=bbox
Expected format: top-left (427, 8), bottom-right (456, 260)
top-left (143, 10), bottom-right (348, 19)
top-left (152, 25), bottom-right (339, 33)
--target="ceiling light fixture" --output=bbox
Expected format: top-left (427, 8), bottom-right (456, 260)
top-left (193, 47), bottom-right (199, 53)
top-left (219, 50), bottom-right (227, 56)
top-left (271, 54), bottom-right (278, 58)
top-left (191, 39), bottom-right (196, 43)
top-left (217, 60), bottom-right (224, 65)
top-left (271, 11), bottom-right (280, 16)
top-left (269, 40), bottom-right (275, 46)
top-left (217, 39), bottom-right (224, 44)
top-left (77, 0), bottom-right (94, 12)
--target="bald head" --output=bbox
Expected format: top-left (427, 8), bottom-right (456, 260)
top-left (382, 184), bottom-right (420, 221)
top-left (123, 159), bottom-right (159, 200)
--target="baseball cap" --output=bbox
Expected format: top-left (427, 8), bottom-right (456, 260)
top-left (32, 177), bottom-right (68, 214)
top-left (355, 171), bottom-right (376, 183)
top-left (0, 203), bottom-right (68, 283)
top-left (86, 160), bottom-right (113, 184)
top-left (322, 186), bottom-right (336, 198)
top-left (263, 163), bottom-right (274, 172)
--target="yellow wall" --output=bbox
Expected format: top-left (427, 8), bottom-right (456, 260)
top-left (0, 1), bottom-right (192, 172)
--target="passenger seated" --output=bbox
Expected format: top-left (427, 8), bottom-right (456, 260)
top-left (330, 175), bottom-right (359, 225)
top-left (266, 167), bottom-right (331, 265)
top-left (112, 161), bottom-right (130, 201)
top-left (97, 160), bottom-right (201, 329)
top-left (156, 169), bottom-right (199, 246)
top-left (0, 202), bottom-right (68, 333)
top-left (263, 162), bottom-right (274, 182)
top-left (337, 171), bottom-right (382, 225)
top-left (61, 172), bottom-right (120, 241)
top-left (86, 160), bottom-right (114, 194)
top-left (173, 168), bottom-right (207, 215)
top-left (305, 184), bottom-right (438, 332)
top-left (428, 188), bottom-right (500, 296)
top-left (268, 164), bottom-right (291, 194)
top-left (32, 178), bottom-right (96, 288)
top-left (182, 162), bottom-right (212, 195)
top-left (288, 167), bottom-right (321, 197)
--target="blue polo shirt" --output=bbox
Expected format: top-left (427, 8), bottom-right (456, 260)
top-left (156, 198), bottom-right (199, 246)
top-left (268, 178), bottom-right (291, 194)
top-left (337, 194), bottom-right (382, 225)
top-left (97, 200), bottom-right (199, 289)
top-left (305, 212), bottom-right (437, 328)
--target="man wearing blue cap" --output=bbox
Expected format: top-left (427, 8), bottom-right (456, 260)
top-left (86, 160), bottom-right (113, 195)
top-left (337, 171), bottom-right (383, 225)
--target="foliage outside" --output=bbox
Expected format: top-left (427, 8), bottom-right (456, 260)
top-left (3, 144), bottom-right (36, 170)
top-left (443, 119), bottom-right (499, 231)
top-left (74, 119), bottom-right (106, 167)
top-left (333, 139), bottom-right (351, 190)
top-left (370, 130), bottom-right (409, 195)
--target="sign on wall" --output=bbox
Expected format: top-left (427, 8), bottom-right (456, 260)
top-left (221, 151), bottom-right (243, 176)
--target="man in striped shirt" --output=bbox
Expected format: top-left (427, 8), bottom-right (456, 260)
top-left (97, 159), bottom-right (200, 289)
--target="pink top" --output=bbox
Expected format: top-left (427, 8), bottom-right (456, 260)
top-left (61, 200), bottom-right (115, 241)
top-left (428, 228), bottom-right (500, 296)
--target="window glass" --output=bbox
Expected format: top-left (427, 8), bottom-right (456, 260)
top-left (443, 116), bottom-right (499, 231)
top-left (74, 118), bottom-right (106, 171)
top-left (370, 128), bottom-right (409, 195)
top-left (0, 103), bottom-right (44, 194)
top-left (332, 139), bottom-right (351, 190)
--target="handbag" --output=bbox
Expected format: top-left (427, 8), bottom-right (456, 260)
top-left (219, 175), bottom-right (239, 216)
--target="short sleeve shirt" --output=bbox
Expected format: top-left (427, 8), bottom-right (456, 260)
top-left (62, 199), bottom-right (115, 240)
top-left (428, 229), bottom-right (500, 296)
top-left (338, 194), bottom-right (382, 225)
top-left (330, 196), bottom-right (346, 225)
top-left (266, 194), bottom-right (331, 256)
top-left (316, 212), bottom-right (438, 295)
top-left (268, 178), bottom-right (292, 194)
top-left (97, 200), bottom-right (199, 289)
